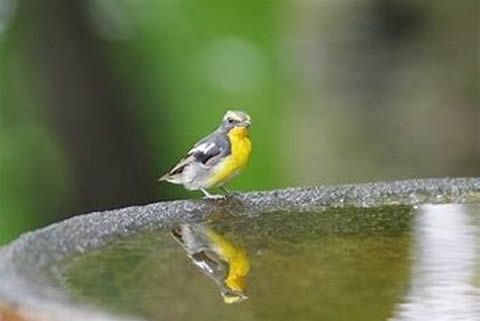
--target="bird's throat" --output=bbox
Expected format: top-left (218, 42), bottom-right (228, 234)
top-left (229, 126), bottom-right (249, 138)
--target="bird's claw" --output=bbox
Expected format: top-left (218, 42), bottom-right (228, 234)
top-left (203, 194), bottom-right (227, 200)
top-left (226, 191), bottom-right (242, 198)
top-left (220, 187), bottom-right (241, 198)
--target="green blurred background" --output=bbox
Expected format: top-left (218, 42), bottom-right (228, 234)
top-left (0, 0), bottom-right (478, 244)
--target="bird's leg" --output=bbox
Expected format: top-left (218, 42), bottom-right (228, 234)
top-left (220, 186), bottom-right (241, 197)
top-left (200, 189), bottom-right (226, 200)
top-left (220, 186), bottom-right (230, 194)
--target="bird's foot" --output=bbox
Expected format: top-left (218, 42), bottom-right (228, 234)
top-left (226, 191), bottom-right (242, 198)
top-left (219, 186), bottom-right (241, 198)
top-left (204, 194), bottom-right (227, 200)
top-left (201, 189), bottom-right (227, 200)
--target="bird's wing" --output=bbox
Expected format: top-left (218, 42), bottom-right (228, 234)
top-left (189, 140), bottom-right (223, 166)
top-left (190, 249), bottom-right (230, 283)
top-left (171, 226), bottom-right (227, 277)
top-left (159, 132), bottom-right (228, 180)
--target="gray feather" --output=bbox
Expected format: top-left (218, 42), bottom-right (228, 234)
top-left (158, 129), bottom-right (231, 183)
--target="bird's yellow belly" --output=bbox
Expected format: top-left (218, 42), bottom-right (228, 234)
top-left (205, 228), bottom-right (250, 295)
top-left (209, 128), bottom-right (251, 187)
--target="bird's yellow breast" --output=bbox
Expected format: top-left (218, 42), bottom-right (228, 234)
top-left (210, 127), bottom-right (251, 187)
top-left (205, 228), bottom-right (250, 294)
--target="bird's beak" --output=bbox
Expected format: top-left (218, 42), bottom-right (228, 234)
top-left (240, 120), bottom-right (251, 128)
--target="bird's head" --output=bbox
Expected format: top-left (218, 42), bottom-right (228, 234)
top-left (220, 110), bottom-right (251, 132)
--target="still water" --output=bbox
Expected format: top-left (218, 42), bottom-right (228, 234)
top-left (57, 204), bottom-right (480, 321)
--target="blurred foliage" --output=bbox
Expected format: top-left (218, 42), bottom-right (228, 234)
top-left (0, 0), bottom-right (478, 244)
top-left (0, 25), bottom-right (72, 243)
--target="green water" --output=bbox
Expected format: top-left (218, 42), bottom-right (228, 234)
top-left (57, 205), bottom-right (480, 321)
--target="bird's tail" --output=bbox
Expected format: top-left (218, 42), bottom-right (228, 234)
top-left (158, 172), bottom-right (183, 184)
top-left (157, 173), bottom-right (170, 182)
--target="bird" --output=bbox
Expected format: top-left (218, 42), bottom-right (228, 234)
top-left (171, 223), bottom-right (250, 304)
top-left (158, 110), bottom-right (252, 199)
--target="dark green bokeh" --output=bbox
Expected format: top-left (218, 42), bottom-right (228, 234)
top-left (0, 0), bottom-right (479, 244)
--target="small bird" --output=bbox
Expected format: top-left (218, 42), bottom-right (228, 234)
top-left (171, 223), bottom-right (250, 304)
top-left (159, 110), bottom-right (252, 199)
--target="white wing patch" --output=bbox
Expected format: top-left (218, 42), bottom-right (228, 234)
top-left (190, 142), bottom-right (215, 154)
top-left (192, 259), bottom-right (215, 274)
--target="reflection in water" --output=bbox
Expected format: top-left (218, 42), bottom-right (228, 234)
top-left (59, 207), bottom-right (415, 320)
top-left (391, 204), bottom-right (480, 321)
top-left (171, 223), bottom-right (250, 304)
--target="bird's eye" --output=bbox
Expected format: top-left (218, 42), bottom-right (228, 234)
top-left (227, 117), bottom-right (234, 124)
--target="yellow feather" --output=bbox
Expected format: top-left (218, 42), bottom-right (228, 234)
top-left (205, 228), bottom-right (250, 293)
top-left (209, 127), bottom-right (251, 187)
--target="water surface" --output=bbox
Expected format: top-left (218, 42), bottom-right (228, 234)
top-left (57, 204), bottom-right (480, 321)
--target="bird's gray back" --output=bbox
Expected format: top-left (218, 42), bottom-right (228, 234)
top-left (192, 129), bottom-right (231, 160)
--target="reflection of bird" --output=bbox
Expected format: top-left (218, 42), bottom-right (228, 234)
top-left (171, 224), bottom-right (250, 304)
top-left (159, 110), bottom-right (251, 199)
